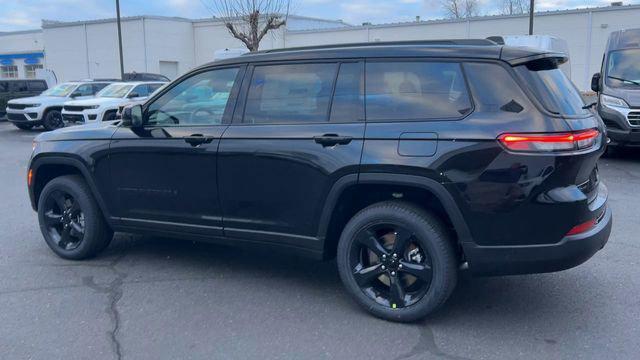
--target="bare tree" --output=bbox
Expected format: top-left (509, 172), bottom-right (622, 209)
top-left (499, 0), bottom-right (529, 15)
top-left (440, 0), bottom-right (481, 19)
top-left (205, 0), bottom-right (292, 52)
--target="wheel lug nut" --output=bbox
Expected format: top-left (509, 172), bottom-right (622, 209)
top-left (398, 264), bottom-right (403, 269)
top-left (381, 265), bottom-right (386, 270)
top-left (391, 271), bottom-right (396, 276)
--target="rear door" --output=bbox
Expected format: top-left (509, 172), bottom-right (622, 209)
top-left (108, 66), bottom-right (244, 235)
top-left (217, 61), bottom-right (365, 248)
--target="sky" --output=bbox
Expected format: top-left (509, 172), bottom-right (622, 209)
top-left (0, 0), bottom-right (636, 32)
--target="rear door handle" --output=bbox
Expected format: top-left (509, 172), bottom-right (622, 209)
top-left (313, 134), bottom-right (353, 147)
top-left (184, 134), bottom-right (213, 147)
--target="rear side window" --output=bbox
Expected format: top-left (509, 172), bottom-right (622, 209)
top-left (244, 63), bottom-right (337, 124)
top-left (514, 59), bottom-right (588, 116)
top-left (28, 81), bottom-right (47, 92)
top-left (92, 83), bottom-right (110, 94)
top-left (10, 81), bottom-right (28, 92)
top-left (366, 62), bottom-right (472, 121)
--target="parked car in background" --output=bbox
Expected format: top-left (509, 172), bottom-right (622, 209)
top-left (591, 28), bottom-right (640, 148)
top-left (6, 81), bottom-right (112, 130)
top-left (123, 72), bottom-right (170, 82)
top-left (1, 79), bottom-right (48, 120)
top-left (62, 81), bottom-right (166, 123)
top-left (115, 82), bottom-right (168, 119)
top-left (28, 40), bottom-right (611, 322)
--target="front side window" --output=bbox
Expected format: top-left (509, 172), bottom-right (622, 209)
top-left (1, 65), bottom-right (18, 79)
top-left (27, 81), bottom-right (47, 92)
top-left (74, 84), bottom-right (95, 96)
top-left (131, 84), bottom-right (152, 97)
top-left (515, 58), bottom-right (588, 116)
top-left (606, 49), bottom-right (640, 88)
top-left (42, 83), bottom-right (77, 97)
top-left (24, 64), bottom-right (43, 79)
top-left (147, 67), bottom-right (239, 126)
top-left (366, 62), bottom-right (472, 121)
top-left (243, 63), bottom-right (337, 124)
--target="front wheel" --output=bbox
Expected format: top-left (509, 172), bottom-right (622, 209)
top-left (38, 175), bottom-right (113, 259)
top-left (42, 109), bottom-right (64, 131)
top-left (337, 201), bottom-right (457, 322)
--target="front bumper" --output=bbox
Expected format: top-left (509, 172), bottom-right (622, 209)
top-left (6, 107), bottom-right (44, 123)
top-left (62, 109), bottom-right (102, 123)
top-left (463, 184), bottom-right (612, 276)
top-left (599, 103), bottom-right (640, 146)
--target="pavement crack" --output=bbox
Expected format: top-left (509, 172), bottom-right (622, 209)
top-left (82, 253), bottom-right (128, 360)
top-left (394, 322), bottom-right (472, 360)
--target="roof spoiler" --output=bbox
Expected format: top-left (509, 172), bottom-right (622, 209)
top-left (505, 52), bottom-right (569, 66)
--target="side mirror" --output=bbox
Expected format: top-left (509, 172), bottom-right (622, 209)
top-left (127, 92), bottom-right (139, 99)
top-left (122, 104), bottom-right (144, 128)
top-left (591, 73), bottom-right (601, 93)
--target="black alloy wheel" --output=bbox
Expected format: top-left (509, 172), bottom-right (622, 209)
top-left (349, 223), bottom-right (432, 309)
top-left (43, 110), bottom-right (64, 131)
top-left (42, 190), bottom-right (86, 251)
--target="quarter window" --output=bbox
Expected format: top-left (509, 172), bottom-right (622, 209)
top-left (147, 67), bottom-right (239, 126)
top-left (330, 62), bottom-right (364, 122)
top-left (366, 62), bottom-right (472, 121)
top-left (243, 63), bottom-right (337, 124)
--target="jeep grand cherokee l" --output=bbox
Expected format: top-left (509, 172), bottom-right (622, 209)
top-left (27, 40), bottom-right (612, 322)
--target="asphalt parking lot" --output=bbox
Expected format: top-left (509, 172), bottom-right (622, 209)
top-left (0, 120), bottom-right (638, 360)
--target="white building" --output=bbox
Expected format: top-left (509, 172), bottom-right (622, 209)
top-left (1, 4), bottom-right (640, 90)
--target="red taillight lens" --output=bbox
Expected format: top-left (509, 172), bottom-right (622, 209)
top-left (498, 129), bottom-right (600, 152)
top-left (28, 169), bottom-right (33, 187)
top-left (566, 219), bottom-right (597, 236)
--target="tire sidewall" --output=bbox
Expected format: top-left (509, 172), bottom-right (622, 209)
top-left (38, 176), bottom-right (102, 259)
top-left (337, 202), bottom-right (456, 322)
top-left (43, 109), bottom-right (63, 131)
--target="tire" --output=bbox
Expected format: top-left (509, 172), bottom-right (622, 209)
top-left (42, 109), bottom-right (64, 131)
top-left (14, 123), bottom-right (34, 130)
top-left (337, 201), bottom-right (457, 322)
top-left (37, 175), bottom-right (113, 260)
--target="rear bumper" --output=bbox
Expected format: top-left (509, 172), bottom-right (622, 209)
top-left (463, 184), bottom-right (612, 276)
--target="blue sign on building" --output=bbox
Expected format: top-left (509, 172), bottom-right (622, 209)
top-left (0, 52), bottom-right (44, 65)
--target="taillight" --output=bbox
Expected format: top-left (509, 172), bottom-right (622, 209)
top-left (566, 219), bottom-right (597, 236)
top-left (28, 169), bottom-right (33, 187)
top-left (498, 129), bottom-right (600, 152)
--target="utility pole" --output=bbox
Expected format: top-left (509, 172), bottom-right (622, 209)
top-left (528, 0), bottom-right (535, 35)
top-left (115, 0), bottom-right (125, 80)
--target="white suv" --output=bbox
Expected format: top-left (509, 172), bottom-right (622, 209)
top-left (62, 82), bottom-right (166, 123)
top-left (6, 81), bottom-right (112, 131)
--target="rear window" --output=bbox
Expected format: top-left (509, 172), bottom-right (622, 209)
top-left (514, 58), bottom-right (588, 116)
top-left (366, 62), bottom-right (472, 121)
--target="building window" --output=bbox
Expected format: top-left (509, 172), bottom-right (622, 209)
top-left (24, 64), bottom-right (43, 79)
top-left (1, 65), bottom-right (18, 79)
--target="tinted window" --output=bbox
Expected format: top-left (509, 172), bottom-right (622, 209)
top-left (366, 62), bottom-right (472, 121)
top-left (330, 62), bottom-right (364, 122)
top-left (9, 81), bottom-right (28, 92)
top-left (27, 81), bottom-right (47, 92)
top-left (132, 85), bottom-right (151, 97)
top-left (147, 67), bottom-right (239, 126)
top-left (0, 82), bottom-right (7, 92)
top-left (514, 59), bottom-right (587, 116)
top-left (244, 63), bottom-right (337, 124)
top-left (148, 83), bottom-right (164, 94)
top-left (463, 62), bottom-right (528, 113)
top-left (92, 83), bottom-right (110, 93)
top-left (75, 84), bottom-right (94, 96)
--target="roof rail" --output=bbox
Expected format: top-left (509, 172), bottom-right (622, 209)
top-left (256, 39), bottom-right (498, 54)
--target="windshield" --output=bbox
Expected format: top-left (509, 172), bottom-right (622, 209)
top-left (515, 58), bottom-right (588, 116)
top-left (98, 84), bottom-right (134, 98)
top-left (606, 49), bottom-right (640, 87)
top-left (41, 83), bottom-right (77, 97)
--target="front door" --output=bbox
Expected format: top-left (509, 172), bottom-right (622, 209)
top-left (218, 61), bottom-right (365, 249)
top-left (108, 66), bottom-right (244, 236)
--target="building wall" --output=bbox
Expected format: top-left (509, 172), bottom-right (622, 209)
top-left (0, 30), bottom-right (45, 78)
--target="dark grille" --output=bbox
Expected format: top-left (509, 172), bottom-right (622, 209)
top-left (63, 114), bottom-right (84, 123)
top-left (7, 113), bottom-right (27, 121)
top-left (63, 105), bottom-right (87, 112)
top-left (628, 111), bottom-right (640, 126)
top-left (7, 103), bottom-right (29, 110)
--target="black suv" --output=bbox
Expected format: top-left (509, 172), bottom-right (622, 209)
top-left (28, 41), bottom-right (612, 322)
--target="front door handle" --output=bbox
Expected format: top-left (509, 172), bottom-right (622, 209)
top-left (184, 134), bottom-right (213, 147)
top-left (313, 134), bottom-right (353, 147)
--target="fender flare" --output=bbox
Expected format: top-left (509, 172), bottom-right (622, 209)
top-left (316, 172), bottom-right (473, 244)
top-left (29, 155), bottom-right (113, 224)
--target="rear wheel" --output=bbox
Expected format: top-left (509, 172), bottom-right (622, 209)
top-left (14, 123), bottom-right (34, 130)
top-left (38, 175), bottom-right (113, 259)
top-left (337, 201), bottom-right (457, 322)
top-left (42, 109), bottom-right (64, 131)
